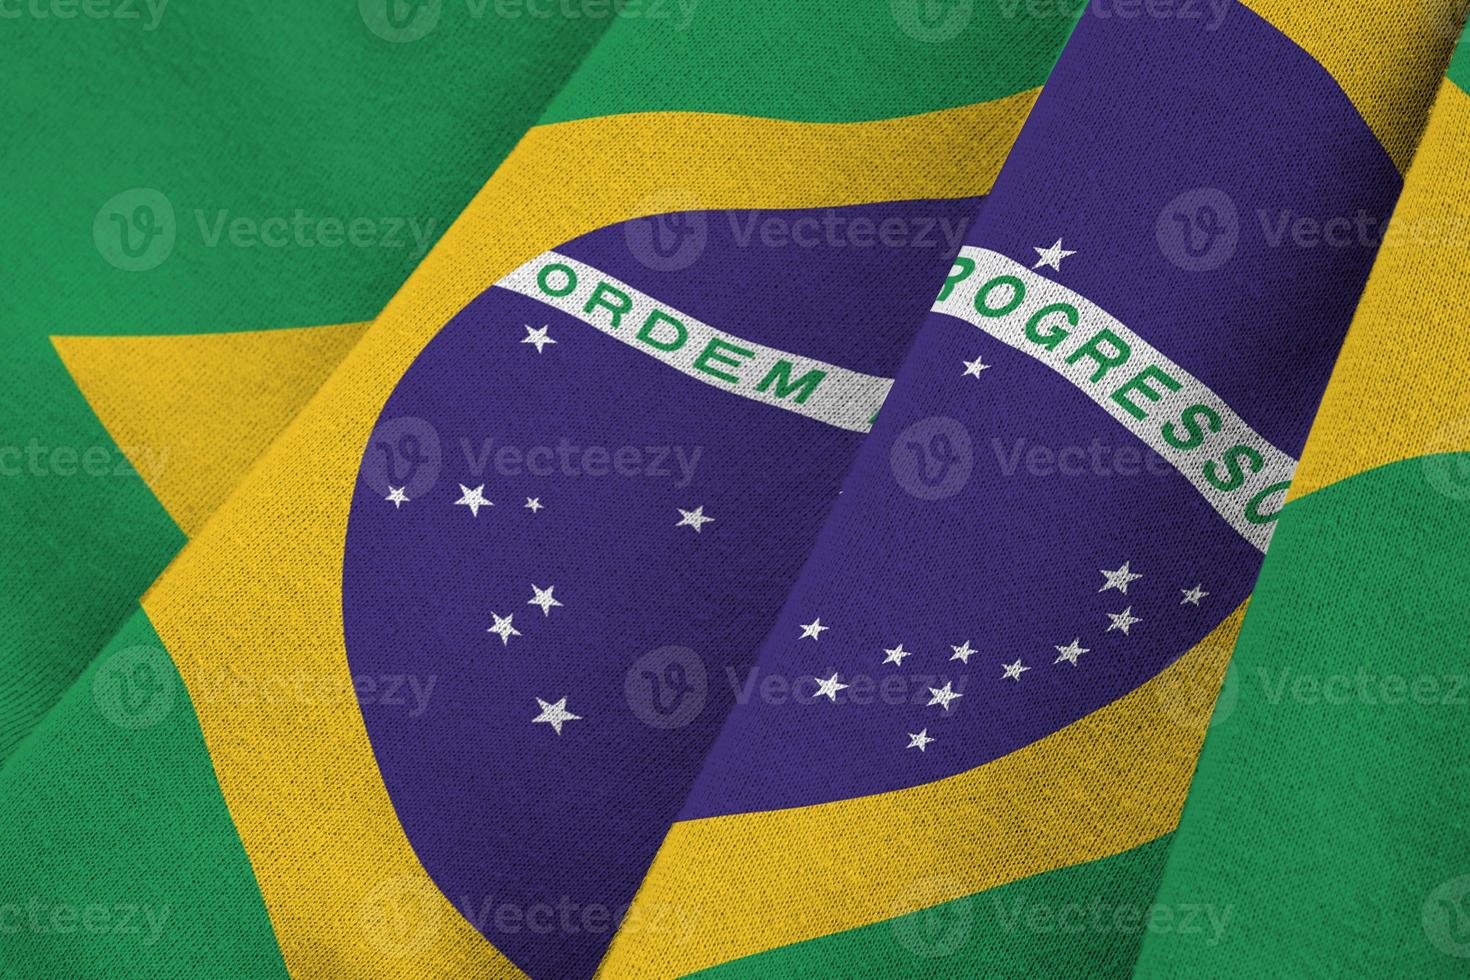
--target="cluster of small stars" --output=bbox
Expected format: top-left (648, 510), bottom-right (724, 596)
top-left (486, 586), bottom-right (578, 735)
top-left (800, 617), bottom-right (968, 753)
top-left (796, 556), bottom-right (1207, 752)
top-left (485, 582), bottom-right (567, 648)
top-left (387, 321), bottom-right (725, 738)
top-left (384, 483), bottom-right (548, 519)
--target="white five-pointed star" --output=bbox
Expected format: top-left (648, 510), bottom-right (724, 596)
top-left (455, 484), bottom-right (493, 517)
top-left (532, 696), bottom-right (581, 735)
top-left (927, 681), bottom-right (963, 711)
top-left (1106, 607), bottom-right (1142, 635)
top-left (521, 324), bottom-right (556, 353)
top-left (675, 505), bottom-right (714, 532)
top-left (385, 486), bottom-right (409, 509)
top-left (1001, 658), bottom-right (1030, 681)
top-left (799, 618), bottom-right (829, 641)
top-left (1181, 584), bottom-right (1209, 606)
top-left (524, 497), bottom-right (544, 513)
top-left (950, 640), bottom-right (977, 664)
top-left (1098, 560), bottom-right (1142, 595)
top-left (1053, 638), bottom-right (1090, 666)
top-left (882, 643), bottom-right (912, 666)
top-left (907, 729), bottom-right (935, 752)
top-left (962, 356), bottom-right (991, 379)
top-left (486, 612), bottom-right (521, 646)
top-left (1032, 238), bottom-right (1077, 271)
top-left (527, 584), bottom-right (563, 617)
top-left (813, 672), bottom-right (849, 702)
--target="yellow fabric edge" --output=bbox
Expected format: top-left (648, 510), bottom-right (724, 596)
top-left (52, 322), bottom-right (370, 536)
top-left (1290, 79), bottom-right (1470, 500)
top-left (140, 95), bottom-right (1039, 980)
top-left (1241, 0), bottom-right (1460, 172)
top-left (596, 603), bottom-right (1245, 979)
